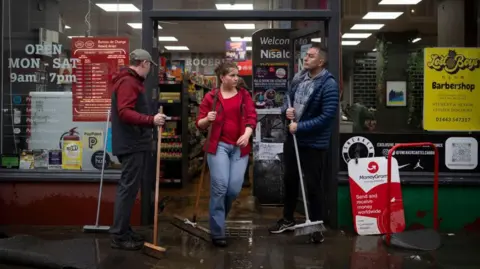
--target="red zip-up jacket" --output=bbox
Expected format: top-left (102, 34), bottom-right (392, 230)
top-left (196, 88), bottom-right (257, 157)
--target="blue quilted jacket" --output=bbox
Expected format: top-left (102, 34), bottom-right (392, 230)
top-left (281, 69), bottom-right (339, 149)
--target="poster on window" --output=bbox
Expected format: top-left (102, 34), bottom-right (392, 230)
top-left (253, 63), bottom-right (288, 114)
top-left (339, 133), bottom-right (480, 174)
top-left (71, 37), bottom-right (129, 122)
top-left (225, 41), bottom-right (247, 62)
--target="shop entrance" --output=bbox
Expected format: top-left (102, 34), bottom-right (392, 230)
top-left (140, 1), bottom-right (340, 229)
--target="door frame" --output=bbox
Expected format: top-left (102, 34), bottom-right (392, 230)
top-left (140, 0), bottom-right (341, 229)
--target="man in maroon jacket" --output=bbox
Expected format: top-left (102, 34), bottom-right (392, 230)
top-left (109, 49), bottom-right (166, 251)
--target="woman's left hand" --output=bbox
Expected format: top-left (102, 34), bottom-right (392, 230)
top-left (236, 133), bottom-right (250, 148)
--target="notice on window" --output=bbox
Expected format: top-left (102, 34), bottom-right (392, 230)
top-left (423, 48), bottom-right (480, 131)
top-left (348, 157), bottom-right (405, 236)
top-left (71, 37), bottom-right (129, 122)
top-left (256, 142), bottom-right (283, 161)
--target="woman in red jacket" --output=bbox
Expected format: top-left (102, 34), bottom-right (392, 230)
top-left (196, 61), bottom-right (257, 247)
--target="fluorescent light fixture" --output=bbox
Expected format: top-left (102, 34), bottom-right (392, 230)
top-left (127, 23), bottom-right (162, 29)
top-left (96, 3), bottom-right (140, 12)
top-left (68, 36), bottom-right (88, 39)
top-left (230, 37), bottom-right (252, 42)
top-left (311, 38), bottom-right (322, 43)
top-left (379, 0), bottom-right (422, 5)
top-left (342, 33), bottom-right (372, 39)
top-left (246, 46), bottom-right (252, 51)
top-left (363, 12), bottom-right (403, 20)
top-left (158, 36), bottom-right (178, 41)
top-left (411, 37), bottom-right (421, 43)
top-left (215, 4), bottom-right (254, 10)
top-left (373, 48), bottom-right (377, 51)
top-left (351, 24), bottom-right (384, 30)
top-left (164, 46), bottom-right (189, 51)
top-left (224, 23), bottom-right (255, 30)
top-left (342, 40), bottom-right (361, 46)
top-left (65, 25), bottom-right (71, 29)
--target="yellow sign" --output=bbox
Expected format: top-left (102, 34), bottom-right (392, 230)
top-left (62, 140), bottom-right (83, 170)
top-left (82, 130), bottom-right (104, 151)
top-left (423, 48), bottom-right (480, 131)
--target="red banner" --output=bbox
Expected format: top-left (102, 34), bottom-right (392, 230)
top-left (71, 37), bottom-right (129, 122)
top-left (237, 60), bottom-right (252, 76)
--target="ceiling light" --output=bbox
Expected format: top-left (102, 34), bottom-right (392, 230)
top-left (215, 4), bottom-right (254, 10)
top-left (224, 24), bottom-right (255, 30)
top-left (158, 36), bottom-right (178, 41)
top-left (362, 12), bottom-right (403, 20)
top-left (246, 46), bottom-right (252, 51)
top-left (96, 3), bottom-right (140, 12)
top-left (342, 40), bottom-right (361, 46)
top-left (127, 23), bottom-right (162, 29)
top-left (164, 46), bottom-right (189, 51)
top-left (342, 33), bottom-right (372, 39)
top-left (411, 37), bottom-right (421, 43)
top-left (311, 38), bottom-right (322, 43)
top-left (373, 48), bottom-right (377, 51)
top-left (65, 25), bottom-right (71, 29)
top-left (351, 24), bottom-right (384, 30)
top-left (68, 36), bottom-right (87, 39)
top-left (231, 37), bottom-right (252, 42)
top-left (379, 0), bottom-right (422, 5)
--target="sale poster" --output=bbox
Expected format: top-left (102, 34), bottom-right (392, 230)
top-left (253, 63), bottom-right (288, 114)
top-left (71, 37), bottom-right (129, 122)
top-left (62, 140), bottom-right (83, 170)
top-left (347, 157), bottom-right (405, 235)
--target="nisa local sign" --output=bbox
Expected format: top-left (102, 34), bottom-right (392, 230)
top-left (260, 48), bottom-right (290, 59)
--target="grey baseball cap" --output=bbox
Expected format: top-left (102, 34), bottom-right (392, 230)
top-left (130, 49), bottom-right (158, 66)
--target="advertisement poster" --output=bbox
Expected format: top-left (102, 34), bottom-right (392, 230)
top-left (62, 140), bottom-right (83, 170)
top-left (423, 48), bottom-right (480, 131)
top-left (225, 41), bottom-right (247, 62)
top-left (237, 60), bottom-right (253, 76)
top-left (71, 37), bottom-right (129, 122)
top-left (340, 133), bottom-right (480, 173)
top-left (253, 63), bottom-right (288, 114)
top-left (348, 157), bottom-right (406, 235)
top-left (386, 81), bottom-right (407, 107)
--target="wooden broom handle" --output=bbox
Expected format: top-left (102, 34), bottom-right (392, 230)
top-left (153, 106), bottom-right (163, 246)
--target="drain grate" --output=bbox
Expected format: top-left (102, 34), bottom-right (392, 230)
top-left (225, 227), bottom-right (253, 238)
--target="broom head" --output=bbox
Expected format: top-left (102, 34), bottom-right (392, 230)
top-left (143, 242), bottom-right (167, 259)
top-left (170, 214), bottom-right (211, 242)
top-left (293, 220), bottom-right (326, 237)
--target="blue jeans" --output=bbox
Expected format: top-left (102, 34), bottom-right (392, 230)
top-left (207, 142), bottom-right (249, 239)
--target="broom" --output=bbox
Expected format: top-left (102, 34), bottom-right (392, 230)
top-left (170, 91), bottom-right (219, 241)
top-left (143, 107), bottom-right (167, 258)
top-left (286, 95), bottom-right (326, 237)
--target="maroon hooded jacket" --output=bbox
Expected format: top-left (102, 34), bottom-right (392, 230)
top-left (110, 68), bottom-right (154, 156)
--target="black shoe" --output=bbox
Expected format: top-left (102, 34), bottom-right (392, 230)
top-left (269, 218), bottom-right (296, 234)
top-left (310, 231), bottom-right (325, 244)
top-left (212, 238), bottom-right (227, 248)
top-left (111, 237), bottom-right (144, 251)
top-left (129, 231), bottom-right (145, 242)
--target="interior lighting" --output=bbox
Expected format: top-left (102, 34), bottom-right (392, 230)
top-left (215, 4), bottom-right (254, 10)
top-left (411, 38), bottom-right (421, 43)
top-left (164, 46), bottom-right (189, 51)
top-left (362, 12), bottom-right (403, 20)
top-left (224, 24), bottom-right (256, 30)
top-left (96, 4), bottom-right (140, 12)
top-left (158, 36), bottom-right (178, 41)
top-left (230, 37), bottom-right (252, 42)
top-left (127, 23), bottom-right (162, 29)
top-left (379, 0), bottom-right (422, 5)
top-left (351, 24), bottom-right (384, 30)
top-left (342, 33), bottom-right (372, 39)
top-left (342, 40), bottom-right (361, 46)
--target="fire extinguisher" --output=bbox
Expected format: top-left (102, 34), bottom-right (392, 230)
top-left (59, 127), bottom-right (80, 149)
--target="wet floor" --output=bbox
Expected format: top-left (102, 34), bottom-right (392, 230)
top-left (2, 222), bottom-right (480, 269)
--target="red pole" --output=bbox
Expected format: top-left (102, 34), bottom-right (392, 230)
top-left (386, 142), bottom-right (439, 245)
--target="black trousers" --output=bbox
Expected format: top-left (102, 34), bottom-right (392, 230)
top-left (283, 137), bottom-right (326, 222)
top-left (110, 151), bottom-right (149, 240)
